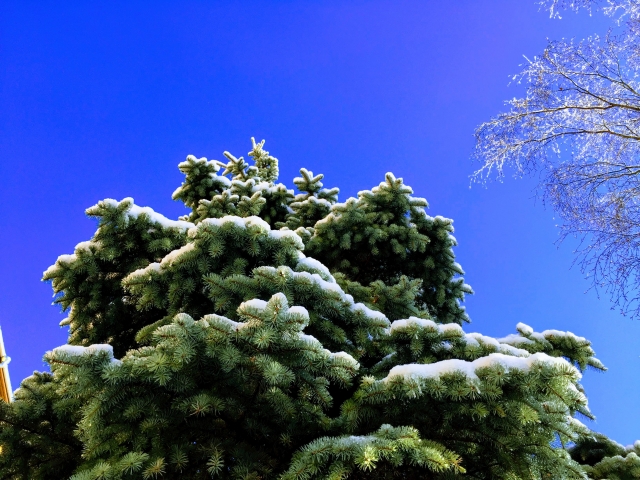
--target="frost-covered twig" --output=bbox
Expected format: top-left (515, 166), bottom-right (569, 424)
top-left (475, 0), bottom-right (640, 317)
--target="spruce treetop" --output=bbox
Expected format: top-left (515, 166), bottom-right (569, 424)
top-left (0, 139), bottom-right (620, 479)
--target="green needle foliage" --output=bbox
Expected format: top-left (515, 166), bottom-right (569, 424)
top-left (0, 139), bottom-right (631, 479)
top-left (568, 434), bottom-right (640, 480)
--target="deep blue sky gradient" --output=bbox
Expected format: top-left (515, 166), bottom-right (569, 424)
top-left (2, 1), bottom-right (639, 444)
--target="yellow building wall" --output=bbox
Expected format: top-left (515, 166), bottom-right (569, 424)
top-left (0, 327), bottom-right (13, 403)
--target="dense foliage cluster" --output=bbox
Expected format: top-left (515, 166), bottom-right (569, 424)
top-left (0, 140), bottom-right (631, 479)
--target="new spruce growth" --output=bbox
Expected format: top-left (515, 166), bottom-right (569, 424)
top-left (0, 139), bottom-right (624, 479)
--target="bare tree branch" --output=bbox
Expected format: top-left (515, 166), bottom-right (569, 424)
top-left (474, 0), bottom-right (640, 317)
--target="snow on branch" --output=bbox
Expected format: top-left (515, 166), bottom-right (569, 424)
top-left (385, 352), bottom-right (576, 383)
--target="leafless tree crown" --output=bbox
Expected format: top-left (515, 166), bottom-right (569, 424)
top-left (474, 0), bottom-right (640, 317)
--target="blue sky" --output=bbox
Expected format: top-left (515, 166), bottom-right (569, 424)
top-left (2, 1), bottom-right (639, 445)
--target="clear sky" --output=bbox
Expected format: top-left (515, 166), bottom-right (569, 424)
top-left (2, 0), bottom-right (638, 445)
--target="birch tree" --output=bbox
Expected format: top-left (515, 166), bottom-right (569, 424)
top-left (474, 0), bottom-right (640, 317)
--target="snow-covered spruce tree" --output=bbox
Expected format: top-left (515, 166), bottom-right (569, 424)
top-left (0, 139), bottom-right (609, 479)
top-left (568, 433), bottom-right (640, 480)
